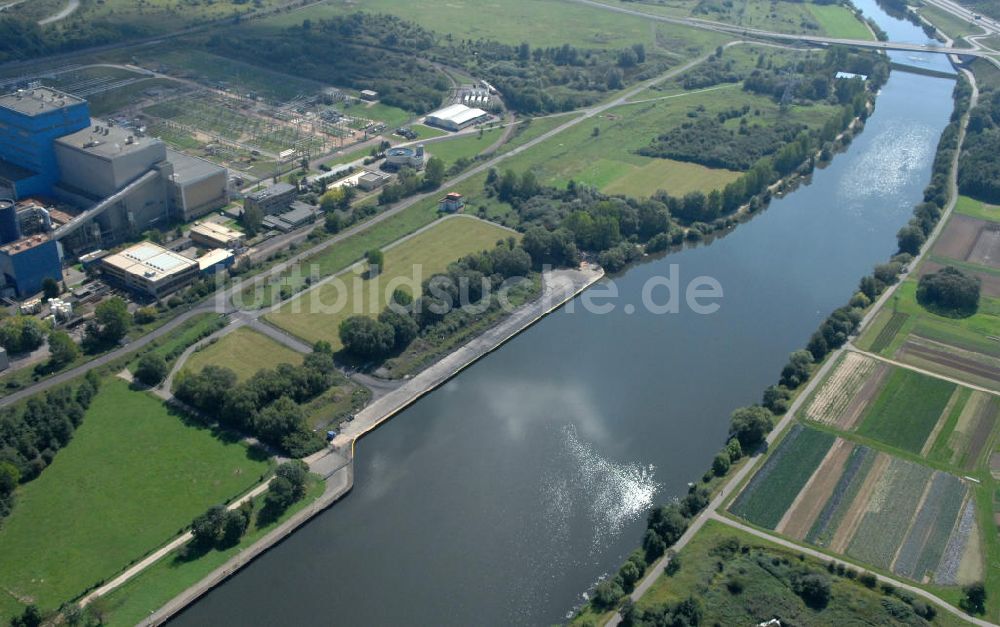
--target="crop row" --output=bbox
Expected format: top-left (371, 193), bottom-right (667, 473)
top-left (803, 352), bottom-right (879, 426)
top-left (730, 426), bottom-right (835, 529)
top-left (935, 499), bottom-right (977, 585)
top-left (869, 311), bottom-right (908, 353)
top-left (806, 444), bottom-right (875, 546)
top-left (846, 457), bottom-right (933, 570)
top-left (892, 471), bottom-right (966, 580)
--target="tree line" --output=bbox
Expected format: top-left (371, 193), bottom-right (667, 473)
top-left (958, 83), bottom-right (1000, 203)
top-left (174, 348), bottom-right (340, 457)
top-left (0, 373), bottom-right (101, 526)
top-left (339, 239), bottom-right (533, 362)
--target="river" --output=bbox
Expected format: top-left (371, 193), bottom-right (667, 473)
top-left (172, 37), bottom-right (958, 627)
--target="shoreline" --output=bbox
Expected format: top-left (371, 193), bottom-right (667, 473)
top-left (142, 265), bottom-right (604, 625)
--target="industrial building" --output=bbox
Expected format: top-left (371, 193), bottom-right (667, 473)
top-left (189, 221), bottom-right (245, 249)
top-left (197, 248), bottom-right (235, 274)
top-left (357, 171), bottom-right (390, 191)
top-left (424, 104), bottom-right (489, 132)
top-left (0, 87), bottom-right (229, 263)
top-left (0, 87), bottom-right (89, 198)
top-left (382, 146), bottom-right (425, 172)
top-left (439, 192), bottom-right (465, 213)
top-left (0, 198), bottom-right (63, 298)
top-left (261, 202), bottom-right (317, 233)
top-left (244, 182), bottom-right (297, 216)
top-left (100, 242), bottom-right (199, 298)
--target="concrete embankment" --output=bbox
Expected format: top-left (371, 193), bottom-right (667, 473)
top-left (145, 265), bottom-right (604, 625)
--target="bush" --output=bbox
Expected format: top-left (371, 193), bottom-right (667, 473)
top-left (728, 405), bottom-right (773, 450)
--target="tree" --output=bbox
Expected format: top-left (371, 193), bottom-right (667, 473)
top-left (47, 330), bottom-right (79, 368)
top-left (243, 203), bottom-right (264, 236)
top-left (962, 582), bottom-right (986, 615)
top-left (339, 315), bottom-right (395, 359)
top-left (592, 579), bottom-right (624, 609)
top-left (917, 266), bottom-right (980, 317)
top-left (10, 605), bottom-right (42, 627)
top-left (324, 211), bottom-right (342, 234)
top-left (423, 156), bottom-right (445, 188)
top-left (780, 349), bottom-right (814, 388)
top-left (729, 405), bottom-right (773, 450)
top-left (0, 316), bottom-right (46, 354)
top-left (896, 224), bottom-right (926, 255)
top-left (712, 450), bottom-right (731, 476)
top-left (191, 505), bottom-right (228, 546)
top-left (87, 296), bottom-right (131, 347)
top-left (378, 308), bottom-right (418, 349)
top-left (135, 352), bottom-right (168, 386)
top-left (365, 249), bottom-right (384, 276)
top-left (41, 277), bottom-right (59, 300)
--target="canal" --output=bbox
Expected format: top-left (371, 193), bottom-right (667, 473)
top-left (172, 40), bottom-right (958, 627)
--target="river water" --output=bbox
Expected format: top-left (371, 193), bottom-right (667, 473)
top-left (173, 36), bottom-right (958, 627)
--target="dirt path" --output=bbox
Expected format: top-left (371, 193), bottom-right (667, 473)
top-left (38, 0), bottom-right (78, 25)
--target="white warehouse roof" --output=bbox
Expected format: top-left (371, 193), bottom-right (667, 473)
top-left (427, 103), bottom-right (488, 126)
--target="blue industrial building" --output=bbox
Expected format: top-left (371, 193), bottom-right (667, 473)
top-left (0, 87), bottom-right (89, 199)
top-left (0, 199), bottom-right (62, 297)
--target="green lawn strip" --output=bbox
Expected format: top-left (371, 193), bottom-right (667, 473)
top-left (98, 477), bottom-right (325, 626)
top-left (495, 115), bottom-right (577, 156)
top-left (184, 327), bottom-right (304, 382)
top-left (0, 379), bottom-right (270, 615)
top-left (407, 124), bottom-right (448, 140)
top-left (857, 367), bottom-right (956, 455)
top-left (807, 4), bottom-right (873, 40)
top-left (928, 387), bottom-right (974, 465)
top-left (954, 196), bottom-right (1000, 222)
top-left (920, 4), bottom-right (982, 40)
top-left (632, 519), bottom-right (969, 626)
top-left (729, 425), bottom-right (836, 529)
top-left (265, 215), bottom-right (516, 348)
top-left (130, 313), bottom-right (227, 371)
top-left (342, 101), bottom-right (412, 128)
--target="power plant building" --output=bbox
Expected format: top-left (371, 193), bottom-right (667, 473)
top-left (0, 198), bottom-right (62, 297)
top-left (189, 221), bottom-right (245, 249)
top-left (383, 146), bottom-right (425, 172)
top-left (0, 87), bottom-right (89, 198)
top-left (243, 182), bottom-right (296, 216)
top-left (0, 87), bottom-right (229, 262)
top-left (424, 104), bottom-right (489, 132)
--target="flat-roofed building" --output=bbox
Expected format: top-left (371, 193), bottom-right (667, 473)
top-left (198, 248), bottom-right (235, 274)
top-left (101, 242), bottom-right (198, 298)
top-left (189, 221), bottom-right (245, 249)
top-left (244, 182), bottom-right (296, 216)
top-left (424, 103), bottom-right (489, 132)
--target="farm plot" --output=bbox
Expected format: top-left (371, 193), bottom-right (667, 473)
top-left (731, 430), bottom-right (980, 584)
top-left (856, 367), bottom-right (956, 455)
top-left (800, 351), bottom-right (886, 429)
top-left (869, 311), bottom-right (909, 354)
top-left (932, 213), bottom-right (1000, 271)
top-left (729, 425), bottom-right (835, 529)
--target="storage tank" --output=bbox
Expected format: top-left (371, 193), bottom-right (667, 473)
top-left (0, 199), bottom-right (20, 245)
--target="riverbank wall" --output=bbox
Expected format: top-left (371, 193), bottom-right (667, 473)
top-left (144, 265), bottom-right (604, 625)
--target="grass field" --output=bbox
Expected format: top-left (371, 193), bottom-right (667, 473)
top-left (955, 195), bottom-right (1000, 222)
top-left (262, 0), bottom-right (673, 49)
top-left (630, 519), bottom-right (969, 626)
top-left (729, 425), bottom-right (835, 529)
top-left (425, 129), bottom-right (503, 167)
top-left (856, 367), bottom-right (957, 454)
top-left (342, 101), bottom-right (413, 129)
top-left (807, 4), bottom-right (874, 39)
top-left (0, 380), bottom-right (269, 617)
top-left (920, 4), bottom-right (983, 41)
top-left (498, 81), bottom-right (839, 197)
top-left (184, 327), bottom-right (304, 381)
top-left (97, 477), bottom-right (324, 626)
top-left (265, 216), bottom-right (515, 348)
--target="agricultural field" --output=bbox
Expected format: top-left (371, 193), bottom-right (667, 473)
top-left (183, 327), bottom-right (305, 382)
top-left (729, 427), bottom-right (982, 586)
top-left (955, 195), bottom-right (1000, 222)
top-left (806, 4), bottom-right (874, 40)
top-left (265, 215), bottom-right (516, 348)
top-left (856, 367), bottom-right (957, 455)
top-left (629, 520), bottom-right (969, 627)
top-left (0, 380), bottom-right (270, 618)
top-left (801, 350), bottom-right (997, 468)
top-left (855, 280), bottom-right (1000, 391)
